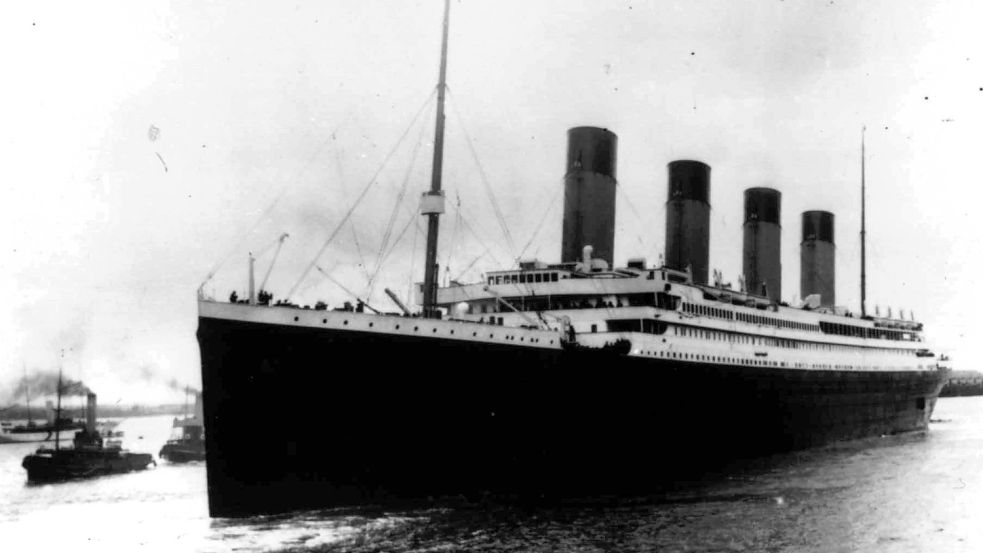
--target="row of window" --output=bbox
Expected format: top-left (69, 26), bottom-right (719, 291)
top-left (736, 310), bottom-right (819, 332)
top-left (638, 349), bottom-right (786, 368)
top-left (683, 302), bottom-right (733, 321)
top-left (469, 294), bottom-right (643, 314)
top-left (606, 319), bottom-right (668, 334)
top-left (670, 325), bottom-right (917, 356)
top-left (635, 348), bottom-right (916, 372)
top-left (487, 272), bottom-right (562, 285)
top-left (819, 321), bottom-right (916, 342)
top-left (682, 302), bottom-right (819, 332)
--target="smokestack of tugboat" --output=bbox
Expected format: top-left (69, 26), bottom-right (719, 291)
top-left (665, 160), bottom-right (711, 284)
top-left (86, 392), bottom-right (96, 434)
top-left (800, 210), bottom-right (835, 307)
top-left (743, 187), bottom-right (782, 301)
top-left (561, 126), bottom-right (617, 267)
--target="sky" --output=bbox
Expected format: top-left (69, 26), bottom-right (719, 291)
top-left (2, 0), bottom-right (982, 405)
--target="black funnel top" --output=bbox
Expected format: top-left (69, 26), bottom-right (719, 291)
top-left (566, 127), bottom-right (617, 179)
top-left (744, 188), bottom-right (781, 225)
top-left (667, 160), bottom-right (710, 204)
top-left (802, 211), bottom-right (834, 243)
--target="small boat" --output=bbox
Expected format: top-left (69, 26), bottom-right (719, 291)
top-left (159, 390), bottom-right (205, 463)
top-left (22, 374), bottom-right (154, 483)
top-left (1, 366), bottom-right (84, 444)
top-left (0, 417), bottom-right (84, 444)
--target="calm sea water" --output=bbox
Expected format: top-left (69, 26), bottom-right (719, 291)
top-left (1, 398), bottom-right (981, 553)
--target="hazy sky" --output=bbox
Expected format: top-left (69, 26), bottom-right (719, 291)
top-left (2, 0), bottom-right (982, 404)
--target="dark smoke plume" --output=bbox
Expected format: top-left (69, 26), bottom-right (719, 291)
top-left (134, 363), bottom-right (199, 395)
top-left (12, 371), bottom-right (91, 399)
top-left (167, 378), bottom-right (201, 395)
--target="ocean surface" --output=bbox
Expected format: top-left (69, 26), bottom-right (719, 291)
top-left (1, 397), bottom-right (981, 553)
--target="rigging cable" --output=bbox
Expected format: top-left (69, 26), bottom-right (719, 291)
top-left (516, 183), bottom-right (561, 261)
top-left (406, 212), bottom-right (421, 308)
top-left (286, 89), bottom-right (437, 300)
top-left (365, 105), bottom-right (432, 298)
top-left (615, 180), bottom-right (653, 258)
top-left (442, 192), bottom-right (462, 284)
top-left (367, 97), bottom-right (436, 266)
top-left (369, 209), bottom-right (422, 301)
top-left (452, 246), bottom-right (489, 282)
top-left (199, 117), bottom-right (352, 293)
top-left (349, 225), bottom-right (370, 283)
top-left (381, 209), bottom-right (419, 264)
top-left (258, 233), bottom-right (290, 292)
top-left (448, 201), bottom-right (507, 268)
top-left (334, 142), bottom-right (371, 283)
top-left (446, 88), bottom-right (519, 264)
top-left (315, 265), bottom-right (379, 313)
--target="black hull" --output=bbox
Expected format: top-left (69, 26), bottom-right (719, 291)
top-left (22, 450), bottom-right (155, 483)
top-left (198, 315), bottom-right (947, 518)
top-left (160, 442), bottom-right (206, 463)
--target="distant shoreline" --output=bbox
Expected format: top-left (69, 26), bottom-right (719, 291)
top-left (1, 403), bottom-right (187, 420)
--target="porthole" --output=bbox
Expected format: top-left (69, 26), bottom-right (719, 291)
top-left (432, 328), bottom-right (437, 333)
top-left (395, 324), bottom-right (401, 330)
top-left (294, 316), bottom-right (299, 322)
top-left (368, 322), bottom-right (374, 328)
top-left (322, 319), bottom-right (327, 324)
top-left (414, 326), bottom-right (419, 331)
top-left (473, 332), bottom-right (477, 337)
top-left (450, 330), bottom-right (454, 335)
top-left (343, 320), bottom-right (348, 325)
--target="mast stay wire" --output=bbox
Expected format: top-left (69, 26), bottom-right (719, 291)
top-left (286, 89), bottom-right (437, 300)
top-left (251, 233), bottom-right (288, 259)
top-left (198, 115), bottom-right (353, 293)
top-left (446, 199), bottom-right (507, 268)
top-left (406, 213), bottom-right (421, 307)
top-left (365, 104), bottom-right (432, 299)
top-left (333, 137), bottom-right (371, 283)
top-left (258, 233), bottom-right (290, 292)
top-left (453, 246), bottom-right (490, 282)
top-left (515, 183), bottom-right (561, 261)
top-left (447, 205), bottom-right (507, 271)
top-left (445, 88), bottom-right (545, 299)
top-left (446, 88), bottom-right (519, 265)
top-left (442, 192), bottom-right (462, 285)
top-left (355, 97), bottom-right (437, 292)
top-left (349, 225), bottom-right (370, 283)
top-left (614, 179), bottom-right (651, 259)
top-left (315, 265), bottom-right (379, 313)
top-left (368, 209), bottom-right (420, 301)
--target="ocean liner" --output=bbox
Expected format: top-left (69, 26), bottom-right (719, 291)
top-left (197, 0), bottom-right (949, 517)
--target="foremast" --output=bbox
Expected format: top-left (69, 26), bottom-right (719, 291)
top-left (54, 366), bottom-right (62, 451)
top-left (421, 0), bottom-right (451, 318)
top-left (860, 126), bottom-right (867, 318)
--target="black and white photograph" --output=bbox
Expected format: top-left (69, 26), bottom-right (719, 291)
top-left (2, 0), bottom-right (981, 551)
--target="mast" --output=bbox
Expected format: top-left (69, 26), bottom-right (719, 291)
top-left (421, 0), bottom-right (451, 318)
top-left (55, 366), bottom-right (62, 452)
top-left (248, 253), bottom-right (256, 305)
top-left (860, 126), bottom-right (867, 318)
top-left (23, 362), bottom-right (31, 425)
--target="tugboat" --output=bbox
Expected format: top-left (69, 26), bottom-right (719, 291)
top-left (22, 374), bottom-right (154, 482)
top-left (159, 390), bottom-right (205, 463)
top-left (1, 366), bottom-right (84, 444)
